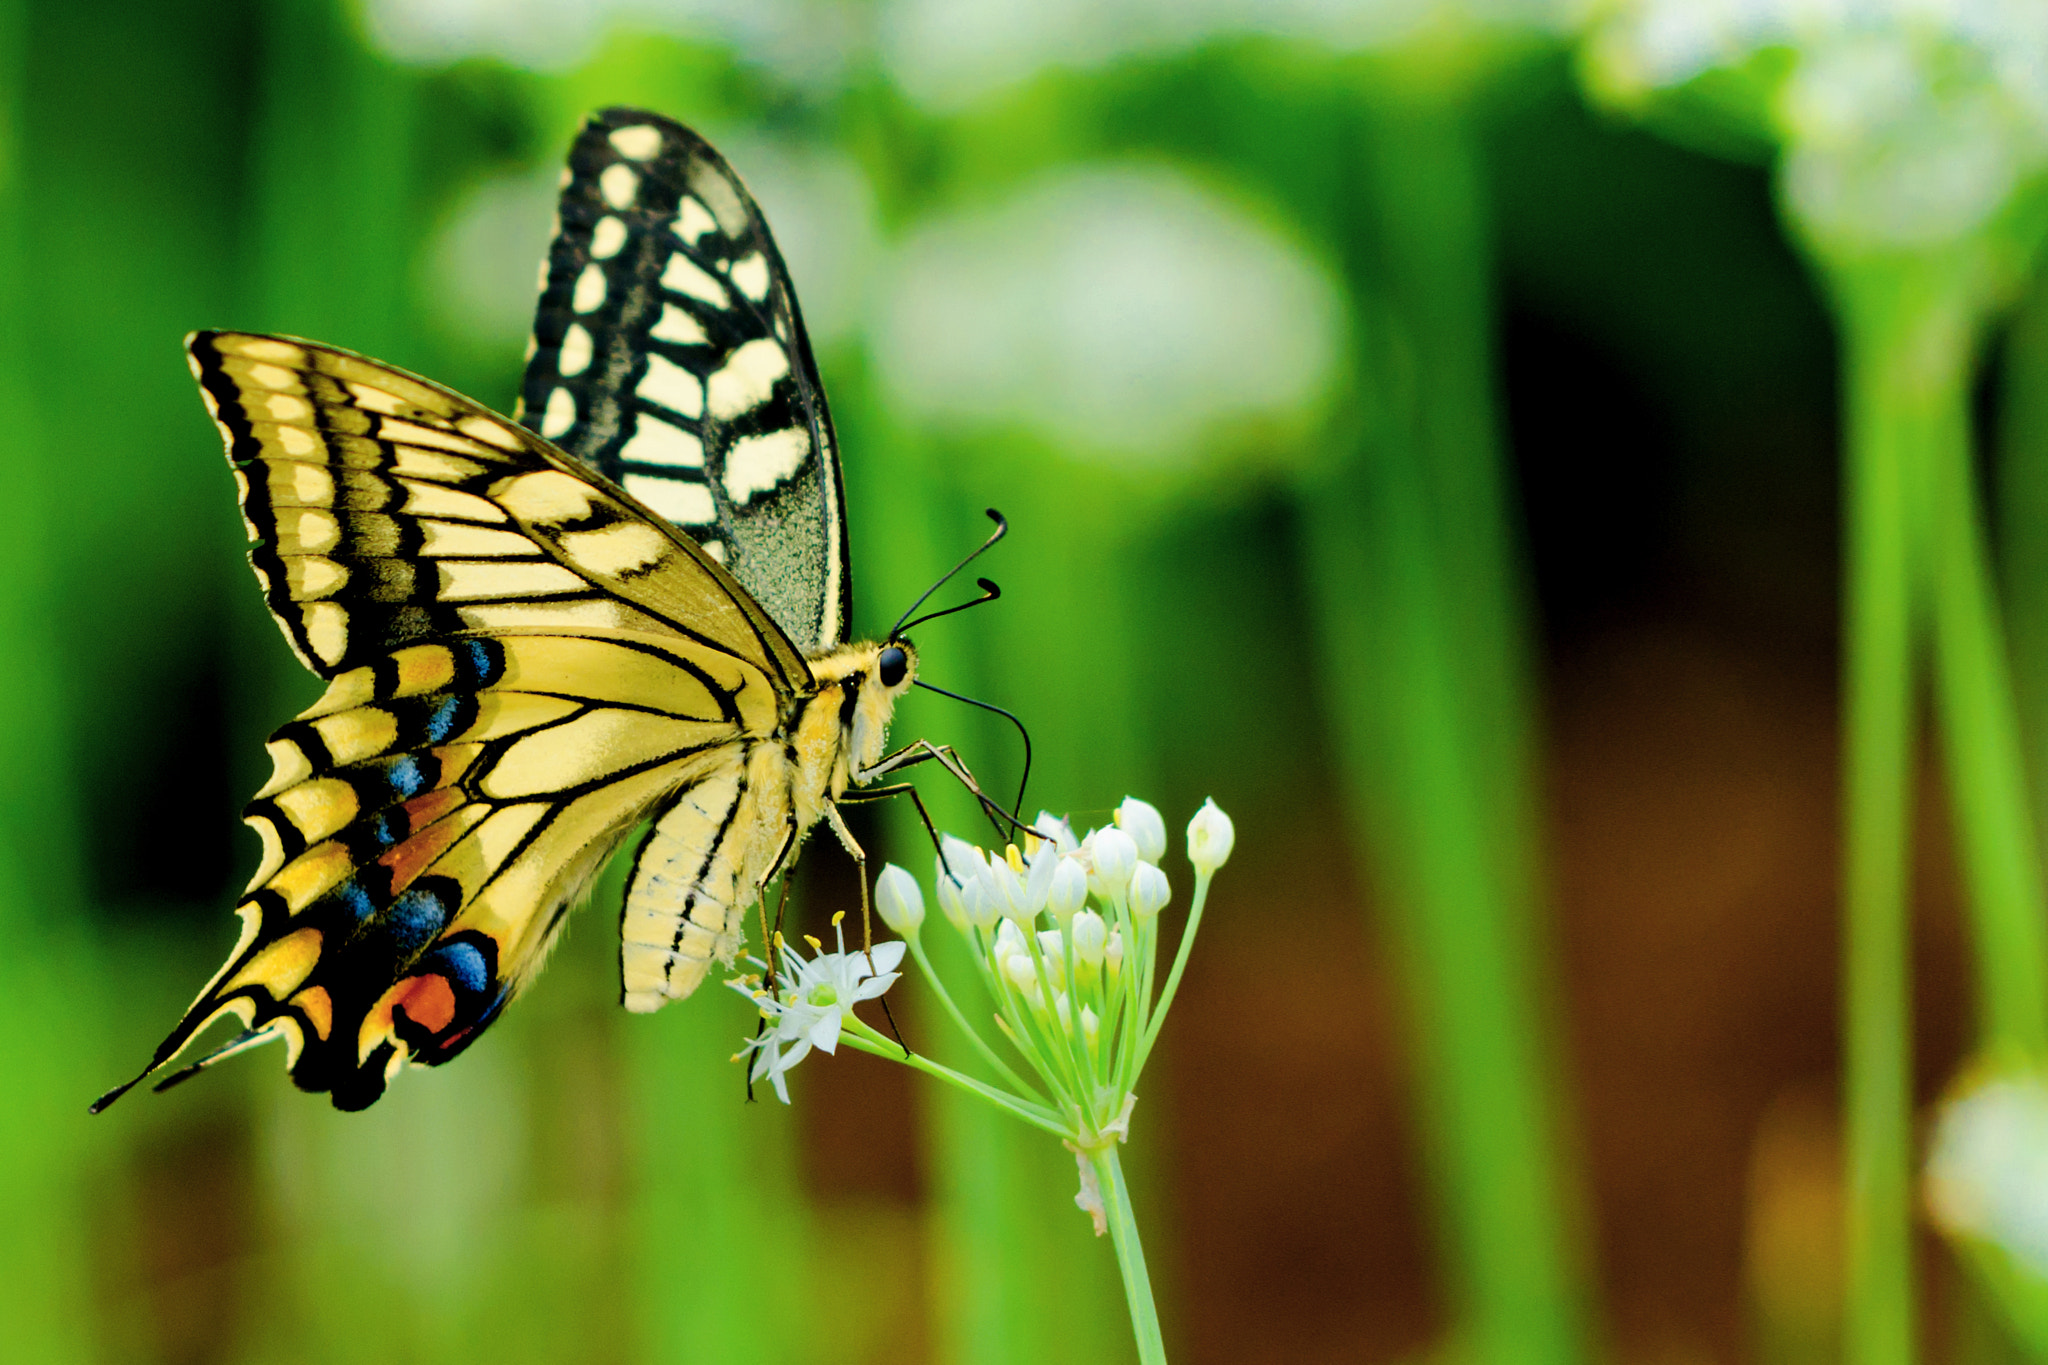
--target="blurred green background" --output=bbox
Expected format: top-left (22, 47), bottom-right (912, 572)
top-left (1, 0), bottom-right (2037, 1362)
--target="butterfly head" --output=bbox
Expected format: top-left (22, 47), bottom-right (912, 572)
top-left (812, 638), bottom-right (919, 775)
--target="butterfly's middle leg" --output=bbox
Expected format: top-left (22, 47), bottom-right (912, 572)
top-left (819, 801), bottom-right (909, 1053)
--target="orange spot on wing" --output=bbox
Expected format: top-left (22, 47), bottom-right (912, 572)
top-left (393, 974), bottom-right (458, 1034)
top-left (377, 805), bottom-right (484, 894)
top-left (364, 974), bottom-right (458, 1055)
top-left (402, 786), bottom-right (466, 830)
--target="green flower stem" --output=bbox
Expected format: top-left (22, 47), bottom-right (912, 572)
top-left (1020, 920), bottom-right (1099, 1118)
top-left (1135, 871), bottom-right (1213, 1073)
top-left (840, 1017), bottom-right (1070, 1138)
top-left (906, 934), bottom-right (1049, 1101)
top-left (1084, 1143), bottom-right (1168, 1365)
top-left (1923, 312), bottom-right (2048, 1061)
top-left (1832, 260), bottom-right (1940, 1365)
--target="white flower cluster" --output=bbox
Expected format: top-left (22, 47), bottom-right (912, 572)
top-left (875, 798), bottom-right (1234, 1160)
top-left (1584, 0), bottom-right (2048, 250)
top-left (728, 790), bottom-right (1234, 1202)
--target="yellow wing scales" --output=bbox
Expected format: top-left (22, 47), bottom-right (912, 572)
top-left (95, 332), bottom-right (817, 1112)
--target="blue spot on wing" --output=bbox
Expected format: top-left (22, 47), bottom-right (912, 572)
top-left (421, 695), bottom-right (465, 744)
top-left (424, 939), bottom-right (491, 997)
top-left (383, 881), bottom-right (452, 958)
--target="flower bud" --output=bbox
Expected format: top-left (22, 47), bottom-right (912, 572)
top-left (986, 854), bottom-right (1036, 924)
top-left (959, 876), bottom-right (998, 929)
top-left (1005, 953), bottom-right (1040, 999)
top-left (875, 864), bottom-right (924, 936)
top-left (940, 833), bottom-right (987, 884)
top-left (1036, 931), bottom-right (1068, 989)
top-left (1129, 862), bottom-right (1170, 919)
top-left (1116, 797), bottom-right (1168, 864)
top-left (1034, 811), bottom-right (1079, 855)
top-left (1105, 928), bottom-right (1125, 985)
top-left (1186, 798), bottom-right (1235, 874)
top-left (935, 856), bottom-right (969, 933)
top-left (1070, 910), bottom-right (1107, 967)
top-left (1046, 855), bottom-right (1088, 925)
top-left (1088, 827), bottom-right (1139, 901)
top-left (1080, 1005), bottom-right (1100, 1047)
top-left (992, 918), bottom-right (1028, 961)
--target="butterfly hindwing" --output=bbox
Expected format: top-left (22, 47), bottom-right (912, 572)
top-left (518, 107), bottom-right (851, 656)
top-left (110, 331), bottom-right (817, 1110)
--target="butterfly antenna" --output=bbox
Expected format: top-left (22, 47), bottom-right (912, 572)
top-left (897, 578), bottom-right (1000, 636)
top-left (889, 509), bottom-right (1008, 640)
top-left (914, 679), bottom-right (1035, 834)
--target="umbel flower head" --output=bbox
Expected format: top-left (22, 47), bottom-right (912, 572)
top-left (727, 795), bottom-right (1235, 1234)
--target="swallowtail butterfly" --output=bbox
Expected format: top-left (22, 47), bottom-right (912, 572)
top-left (96, 110), bottom-right (944, 1112)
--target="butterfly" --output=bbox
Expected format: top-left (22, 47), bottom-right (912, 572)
top-left (94, 109), bottom-right (990, 1113)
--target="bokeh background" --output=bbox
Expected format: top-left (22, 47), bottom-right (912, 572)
top-left (3, 1), bottom-right (2043, 1363)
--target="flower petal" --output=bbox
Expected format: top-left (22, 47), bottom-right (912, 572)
top-left (855, 971), bottom-right (902, 1001)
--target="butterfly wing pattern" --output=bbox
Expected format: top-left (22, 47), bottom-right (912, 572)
top-left (95, 332), bottom-right (842, 1112)
top-left (95, 113), bottom-right (924, 1114)
top-left (519, 107), bottom-right (851, 656)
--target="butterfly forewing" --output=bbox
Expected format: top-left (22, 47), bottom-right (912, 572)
top-left (126, 331), bottom-right (813, 1110)
top-left (518, 107), bottom-right (851, 656)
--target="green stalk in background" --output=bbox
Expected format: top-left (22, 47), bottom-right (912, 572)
top-left (627, 876), bottom-right (814, 1364)
top-left (1299, 84), bottom-right (1589, 1365)
top-left (1918, 286), bottom-right (2048, 1067)
top-left (1997, 265), bottom-right (2048, 985)
top-left (0, 0), bottom-right (97, 1358)
top-left (1827, 260), bottom-right (1934, 1365)
top-left (1819, 235), bottom-right (2048, 1365)
top-left (1581, 7), bottom-right (2048, 1361)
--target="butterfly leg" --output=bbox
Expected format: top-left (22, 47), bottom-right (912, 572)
top-left (755, 817), bottom-right (799, 997)
top-left (820, 803), bottom-right (910, 1056)
top-left (837, 779), bottom-right (946, 864)
top-left (860, 740), bottom-right (1041, 842)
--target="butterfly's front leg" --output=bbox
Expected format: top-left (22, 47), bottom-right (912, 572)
top-left (858, 740), bottom-right (1035, 843)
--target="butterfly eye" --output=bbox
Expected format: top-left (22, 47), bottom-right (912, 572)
top-left (878, 646), bottom-right (908, 688)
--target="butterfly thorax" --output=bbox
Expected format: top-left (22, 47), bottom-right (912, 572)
top-left (795, 639), bottom-right (918, 809)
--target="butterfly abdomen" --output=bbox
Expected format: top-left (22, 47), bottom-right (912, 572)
top-left (620, 746), bottom-right (781, 1011)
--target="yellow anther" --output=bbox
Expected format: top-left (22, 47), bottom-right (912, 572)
top-left (803, 934), bottom-right (824, 954)
top-left (1005, 843), bottom-right (1024, 873)
top-left (831, 910), bottom-right (845, 928)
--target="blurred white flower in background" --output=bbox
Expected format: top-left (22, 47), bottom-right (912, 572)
top-left (869, 165), bottom-right (1343, 466)
top-left (879, 0), bottom-right (1581, 111)
top-left (424, 167), bottom-right (558, 349)
top-left (1584, 0), bottom-right (2048, 250)
top-left (1926, 1071), bottom-right (2048, 1276)
top-left (362, 0), bottom-right (864, 84)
